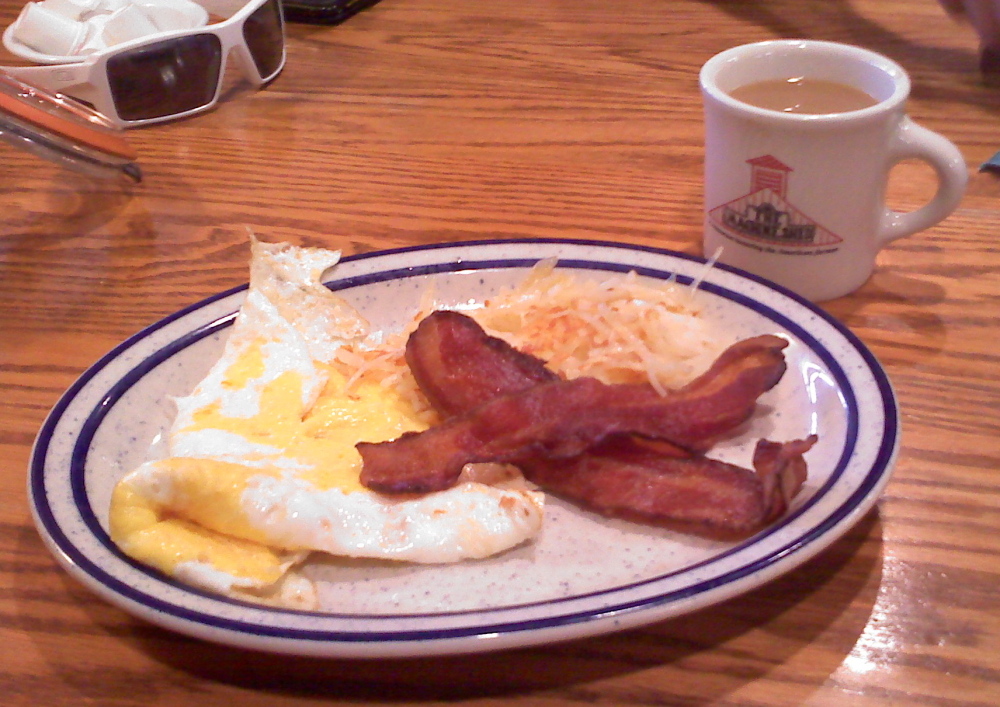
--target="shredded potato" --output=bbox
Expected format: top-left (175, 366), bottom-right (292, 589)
top-left (330, 260), bottom-right (724, 413)
top-left (468, 259), bottom-right (723, 394)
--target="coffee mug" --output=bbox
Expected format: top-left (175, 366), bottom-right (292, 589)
top-left (700, 40), bottom-right (967, 301)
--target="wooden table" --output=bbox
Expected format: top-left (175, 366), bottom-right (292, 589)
top-left (3, 0), bottom-right (999, 704)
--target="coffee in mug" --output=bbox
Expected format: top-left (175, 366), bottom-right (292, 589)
top-left (700, 40), bottom-right (967, 302)
top-left (727, 77), bottom-right (878, 114)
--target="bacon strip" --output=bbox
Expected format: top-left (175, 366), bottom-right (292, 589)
top-left (753, 436), bottom-right (815, 521)
top-left (405, 309), bottom-right (558, 418)
top-left (517, 434), bottom-right (816, 539)
top-left (405, 311), bottom-right (789, 449)
top-left (359, 313), bottom-right (790, 495)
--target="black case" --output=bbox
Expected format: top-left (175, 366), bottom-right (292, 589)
top-left (282, 0), bottom-right (382, 24)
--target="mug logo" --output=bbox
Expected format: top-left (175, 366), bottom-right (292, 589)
top-left (708, 155), bottom-right (843, 254)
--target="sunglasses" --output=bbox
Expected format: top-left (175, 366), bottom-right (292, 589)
top-left (3, 0), bottom-right (285, 128)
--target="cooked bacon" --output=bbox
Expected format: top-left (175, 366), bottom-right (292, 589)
top-left (517, 434), bottom-right (815, 538)
top-left (405, 309), bottom-right (558, 417)
top-left (358, 376), bottom-right (606, 493)
top-left (409, 311), bottom-right (788, 449)
top-left (366, 311), bottom-right (815, 537)
top-left (407, 310), bottom-right (788, 420)
top-left (753, 435), bottom-right (815, 521)
top-left (359, 315), bottom-right (790, 495)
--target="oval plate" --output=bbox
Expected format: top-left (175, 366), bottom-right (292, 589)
top-left (29, 238), bottom-right (898, 658)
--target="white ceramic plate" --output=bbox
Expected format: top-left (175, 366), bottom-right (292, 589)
top-left (29, 239), bottom-right (898, 658)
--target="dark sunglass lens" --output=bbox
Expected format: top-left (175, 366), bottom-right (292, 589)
top-left (107, 35), bottom-right (223, 121)
top-left (243, 0), bottom-right (285, 80)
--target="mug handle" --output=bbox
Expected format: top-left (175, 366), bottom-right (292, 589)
top-left (877, 117), bottom-right (968, 247)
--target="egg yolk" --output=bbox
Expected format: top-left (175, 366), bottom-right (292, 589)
top-left (110, 478), bottom-right (289, 586)
top-left (108, 340), bottom-right (433, 590)
top-left (187, 352), bottom-right (429, 494)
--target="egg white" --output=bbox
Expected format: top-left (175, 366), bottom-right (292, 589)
top-left (108, 237), bottom-right (544, 607)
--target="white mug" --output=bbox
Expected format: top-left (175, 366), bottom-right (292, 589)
top-left (700, 40), bottom-right (967, 302)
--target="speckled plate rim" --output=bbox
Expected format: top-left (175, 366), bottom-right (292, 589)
top-left (28, 238), bottom-right (899, 658)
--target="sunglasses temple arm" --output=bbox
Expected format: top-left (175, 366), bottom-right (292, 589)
top-left (1, 64), bottom-right (106, 115)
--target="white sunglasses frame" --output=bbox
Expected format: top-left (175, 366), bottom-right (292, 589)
top-left (2, 0), bottom-right (285, 128)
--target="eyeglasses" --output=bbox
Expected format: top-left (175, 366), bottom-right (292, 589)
top-left (2, 0), bottom-right (285, 128)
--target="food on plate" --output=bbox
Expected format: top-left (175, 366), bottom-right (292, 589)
top-left (360, 312), bottom-right (790, 492)
top-left (466, 258), bottom-right (723, 394)
top-left (107, 236), bottom-right (814, 608)
top-left (404, 308), bottom-right (560, 418)
top-left (108, 238), bottom-right (545, 608)
top-left (515, 436), bottom-right (815, 539)
top-left (360, 310), bottom-right (816, 538)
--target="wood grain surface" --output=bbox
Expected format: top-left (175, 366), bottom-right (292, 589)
top-left (3, 0), bottom-right (1000, 704)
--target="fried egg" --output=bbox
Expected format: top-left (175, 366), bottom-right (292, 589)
top-left (108, 237), bottom-right (544, 608)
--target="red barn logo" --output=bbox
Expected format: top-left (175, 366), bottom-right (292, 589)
top-left (708, 155), bottom-right (843, 251)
